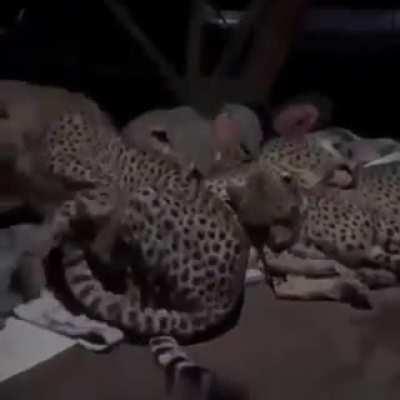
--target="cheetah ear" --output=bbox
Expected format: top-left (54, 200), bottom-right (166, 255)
top-left (273, 103), bottom-right (319, 138)
top-left (150, 129), bottom-right (169, 143)
top-left (184, 161), bottom-right (204, 181)
top-left (0, 101), bottom-right (10, 119)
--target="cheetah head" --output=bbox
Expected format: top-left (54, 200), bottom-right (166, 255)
top-left (226, 162), bottom-right (300, 230)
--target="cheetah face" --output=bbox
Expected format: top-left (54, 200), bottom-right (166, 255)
top-left (226, 163), bottom-right (300, 229)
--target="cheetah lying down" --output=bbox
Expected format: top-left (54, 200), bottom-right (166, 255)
top-left (220, 161), bottom-right (400, 309)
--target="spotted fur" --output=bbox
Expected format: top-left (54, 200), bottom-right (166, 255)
top-left (259, 136), bottom-right (353, 189)
top-left (63, 180), bottom-right (248, 336)
top-left (355, 163), bottom-right (400, 220)
top-left (15, 110), bottom-right (204, 287)
top-left (227, 167), bottom-right (400, 278)
top-left (32, 111), bottom-right (251, 399)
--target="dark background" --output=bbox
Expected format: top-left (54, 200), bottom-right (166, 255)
top-left (0, 1), bottom-right (399, 137)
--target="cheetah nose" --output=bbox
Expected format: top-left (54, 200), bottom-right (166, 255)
top-left (289, 205), bottom-right (299, 221)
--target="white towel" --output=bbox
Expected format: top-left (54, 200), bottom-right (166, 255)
top-left (13, 289), bottom-right (124, 352)
top-left (0, 288), bottom-right (125, 382)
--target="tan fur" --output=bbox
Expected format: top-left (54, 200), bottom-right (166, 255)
top-left (18, 109), bottom-right (251, 400)
top-left (228, 164), bottom-right (400, 275)
top-left (259, 136), bottom-right (354, 189)
top-left (6, 108), bottom-right (249, 341)
top-left (0, 81), bottom-right (114, 299)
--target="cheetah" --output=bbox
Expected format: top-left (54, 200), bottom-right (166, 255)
top-left (259, 135), bottom-right (355, 189)
top-left (309, 161), bottom-right (400, 249)
top-left (226, 164), bottom-right (400, 309)
top-left (355, 162), bottom-right (400, 223)
top-left (11, 109), bottom-right (204, 296)
top-left (203, 146), bottom-right (356, 287)
top-left (204, 160), bottom-right (302, 286)
top-left (55, 140), bottom-right (303, 400)
top-left (13, 109), bottom-right (256, 399)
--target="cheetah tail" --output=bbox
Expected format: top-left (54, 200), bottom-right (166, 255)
top-left (62, 243), bottom-right (248, 400)
top-left (63, 242), bottom-right (238, 338)
top-left (149, 335), bottom-right (248, 400)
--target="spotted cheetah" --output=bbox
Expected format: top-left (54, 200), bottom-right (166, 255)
top-left (259, 135), bottom-right (354, 189)
top-left (204, 160), bottom-right (302, 285)
top-left (226, 164), bottom-right (400, 308)
top-left (56, 145), bottom-right (302, 400)
top-left (355, 162), bottom-right (400, 221)
top-left (203, 146), bottom-right (354, 286)
top-left (12, 109), bottom-right (204, 295)
top-left (307, 161), bottom-right (400, 251)
top-left (14, 109), bottom-right (257, 399)
top-left (63, 179), bottom-right (250, 333)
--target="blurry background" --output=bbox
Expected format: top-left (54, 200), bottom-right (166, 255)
top-left (0, 1), bottom-right (398, 137)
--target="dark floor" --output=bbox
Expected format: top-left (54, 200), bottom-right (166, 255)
top-left (2, 284), bottom-right (400, 400)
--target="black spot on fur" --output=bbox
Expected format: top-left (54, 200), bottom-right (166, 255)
top-left (206, 270), bottom-right (215, 278)
top-left (181, 268), bottom-right (190, 283)
top-left (208, 255), bottom-right (219, 267)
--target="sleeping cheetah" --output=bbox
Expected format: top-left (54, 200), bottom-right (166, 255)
top-left (355, 162), bottom-right (400, 220)
top-left (259, 135), bottom-right (354, 189)
top-left (305, 161), bottom-right (400, 250)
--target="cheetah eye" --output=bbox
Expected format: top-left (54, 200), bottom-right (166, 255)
top-left (151, 130), bottom-right (169, 143)
top-left (240, 143), bottom-right (251, 158)
top-left (281, 174), bottom-right (292, 184)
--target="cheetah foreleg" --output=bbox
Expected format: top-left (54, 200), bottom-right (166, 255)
top-left (356, 267), bottom-right (398, 289)
top-left (272, 275), bottom-right (372, 309)
top-left (265, 251), bottom-right (340, 278)
top-left (289, 241), bottom-right (328, 260)
top-left (365, 245), bottom-right (400, 274)
top-left (245, 246), bottom-right (340, 287)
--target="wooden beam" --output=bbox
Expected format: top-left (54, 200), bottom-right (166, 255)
top-left (242, 0), bottom-right (312, 102)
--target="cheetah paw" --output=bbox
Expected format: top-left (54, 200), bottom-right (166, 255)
top-left (245, 268), bottom-right (265, 286)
